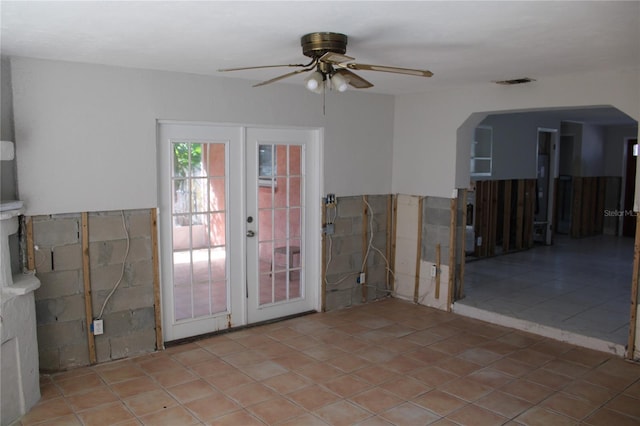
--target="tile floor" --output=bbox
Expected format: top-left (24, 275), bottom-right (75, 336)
top-left (459, 235), bottom-right (634, 345)
top-left (17, 298), bottom-right (640, 425)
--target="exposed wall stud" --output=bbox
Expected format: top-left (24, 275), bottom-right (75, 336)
top-left (414, 197), bottom-right (424, 303)
top-left (390, 194), bottom-right (398, 292)
top-left (25, 216), bottom-right (35, 271)
top-left (489, 181), bottom-right (499, 255)
top-left (502, 180), bottom-right (512, 252)
top-left (361, 195), bottom-right (368, 302)
top-left (516, 180), bottom-right (525, 249)
top-left (447, 197), bottom-right (457, 311)
top-left (457, 189), bottom-right (467, 300)
top-left (524, 179), bottom-right (535, 247)
top-left (435, 243), bottom-right (441, 299)
top-left (386, 194), bottom-right (392, 290)
top-left (150, 208), bottom-right (163, 350)
top-left (81, 212), bottom-right (97, 364)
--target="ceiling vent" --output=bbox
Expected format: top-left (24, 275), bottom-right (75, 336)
top-left (493, 77), bottom-right (536, 85)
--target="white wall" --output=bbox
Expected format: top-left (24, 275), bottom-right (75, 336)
top-left (11, 57), bottom-right (395, 215)
top-left (1, 58), bottom-right (16, 201)
top-left (475, 113), bottom-right (562, 181)
top-left (581, 123), bottom-right (606, 177)
top-left (393, 67), bottom-right (640, 198)
top-left (560, 122), bottom-right (583, 176)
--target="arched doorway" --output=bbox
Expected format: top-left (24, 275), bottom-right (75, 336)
top-left (453, 106), bottom-right (638, 356)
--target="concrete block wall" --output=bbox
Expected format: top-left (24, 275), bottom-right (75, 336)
top-left (32, 209), bottom-right (156, 371)
top-left (394, 194), bottom-right (464, 311)
top-left (324, 195), bottom-right (391, 311)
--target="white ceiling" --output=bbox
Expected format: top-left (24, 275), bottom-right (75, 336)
top-left (1, 1), bottom-right (638, 125)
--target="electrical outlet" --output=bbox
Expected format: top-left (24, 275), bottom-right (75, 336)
top-left (431, 265), bottom-right (437, 277)
top-left (476, 236), bottom-right (483, 246)
top-left (93, 319), bottom-right (104, 335)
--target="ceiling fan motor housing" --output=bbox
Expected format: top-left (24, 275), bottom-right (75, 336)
top-left (301, 32), bottom-right (348, 58)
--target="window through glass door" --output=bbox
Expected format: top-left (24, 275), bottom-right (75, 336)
top-left (257, 143), bottom-right (303, 305)
top-left (171, 142), bottom-right (228, 321)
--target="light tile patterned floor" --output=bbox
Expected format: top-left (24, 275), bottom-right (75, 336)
top-left (18, 298), bottom-right (640, 425)
top-left (460, 235), bottom-right (633, 344)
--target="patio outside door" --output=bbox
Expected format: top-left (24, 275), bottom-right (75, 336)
top-left (158, 123), bottom-right (319, 342)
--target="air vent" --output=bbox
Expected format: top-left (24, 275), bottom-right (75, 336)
top-left (493, 77), bottom-right (536, 85)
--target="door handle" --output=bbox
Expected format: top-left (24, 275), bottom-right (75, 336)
top-left (246, 230), bottom-right (256, 237)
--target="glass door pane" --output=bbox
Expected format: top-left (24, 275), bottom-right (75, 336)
top-left (171, 142), bottom-right (228, 321)
top-left (257, 143), bottom-right (304, 306)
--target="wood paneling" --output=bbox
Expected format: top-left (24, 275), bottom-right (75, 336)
top-left (570, 176), bottom-right (610, 238)
top-left (473, 179), bottom-right (538, 259)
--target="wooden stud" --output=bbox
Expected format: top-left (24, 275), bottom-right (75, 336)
top-left (488, 181), bottom-right (499, 256)
top-left (390, 194), bottom-right (398, 292)
top-left (414, 197), bottom-right (424, 303)
top-left (321, 200), bottom-right (327, 312)
top-left (25, 216), bottom-right (36, 271)
top-left (385, 194), bottom-right (392, 290)
top-left (150, 208), bottom-right (163, 350)
top-left (480, 181), bottom-right (488, 257)
top-left (502, 180), bottom-right (512, 252)
top-left (582, 177), bottom-right (593, 236)
top-left (596, 177), bottom-right (606, 234)
top-left (447, 197), bottom-right (457, 312)
top-left (473, 182), bottom-right (482, 257)
top-left (482, 181), bottom-right (491, 257)
top-left (81, 212), bottom-right (97, 365)
top-left (485, 181), bottom-right (492, 256)
top-left (476, 181), bottom-right (490, 258)
top-left (627, 213), bottom-right (640, 359)
top-left (362, 195), bottom-right (369, 303)
top-left (571, 177), bottom-right (583, 238)
top-left (474, 182), bottom-right (480, 257)
top-left (591, 177), bottom-right (598, 234)
top-left (516, 180), bottom-right (525, 249)
top-left (435, 243), bottom-right (441, 299)
top-left (524, 180), bottom-right (535, 248)
top-left (457, 189), bottom-right (467, 300)
top-left (552, 177), bottom-right (559, 245)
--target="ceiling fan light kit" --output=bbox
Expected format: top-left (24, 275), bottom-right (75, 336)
top-left (305, 71), bottom-right (323, 91)
top-left (218, 32), bottom-right (433, 93)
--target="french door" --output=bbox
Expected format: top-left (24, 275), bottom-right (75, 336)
top-left (158, 123), bottom-right (320, 342)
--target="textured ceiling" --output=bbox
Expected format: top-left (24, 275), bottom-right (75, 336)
top-left (1, 1), bottom-right (638, 124)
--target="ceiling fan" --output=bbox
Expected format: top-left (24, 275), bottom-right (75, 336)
top-left (218, 32), bottom-right (433, 93)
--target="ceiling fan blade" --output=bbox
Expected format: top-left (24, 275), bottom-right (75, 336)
top-left (345, 63), bottom-right (433, 77)
top-left (334, 69), bottom-right (373, 89)
top-left (219, 59), bottom-right (315, 72)
top-left (319, 52), bottom-right (355, 64)
top-left (252, 68), bottom-right (313, 87)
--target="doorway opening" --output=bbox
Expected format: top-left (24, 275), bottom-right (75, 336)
top-left (454, 107), bottom-right (638, 355)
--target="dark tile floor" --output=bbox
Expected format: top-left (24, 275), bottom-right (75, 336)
top-left (17, 298), bottom-right (640, 425)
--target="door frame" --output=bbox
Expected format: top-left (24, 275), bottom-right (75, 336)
top-left (157, 120), bottom-right (323, 343)
top-left (622, 137), bottom-right (638, 237)
top-left (537, 127), bottom-right (559, 245)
